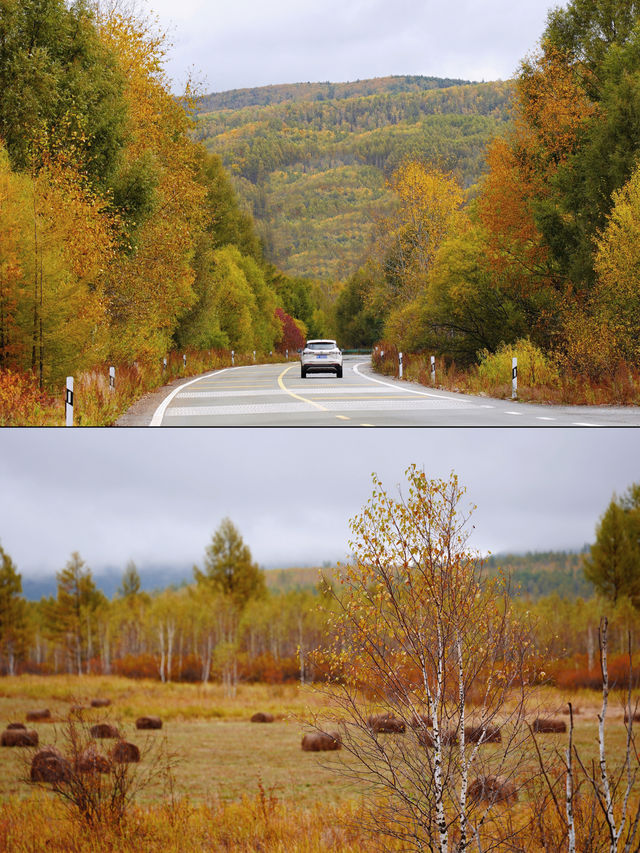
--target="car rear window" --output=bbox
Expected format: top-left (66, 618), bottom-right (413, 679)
top-left (306, 341), bottom-right (336, 350)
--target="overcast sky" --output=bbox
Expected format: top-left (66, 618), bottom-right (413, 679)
top-left (1, 428), bottom-right (637, 579)
top-left (141, 0), bottom-right (562, 94)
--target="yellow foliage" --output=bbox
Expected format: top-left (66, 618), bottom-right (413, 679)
top-left (593, 163), bottom-right (640, 365)
top-left (378, 161), bottom-right (464, 306)
top-left (477, 339), bottom-right (560, 388)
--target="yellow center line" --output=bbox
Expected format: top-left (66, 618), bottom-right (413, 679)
top-left (336, 415), bottom-right (350, 420)
top-left (277, 365), bottom-right (328, 412)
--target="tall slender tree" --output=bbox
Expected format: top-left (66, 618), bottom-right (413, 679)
top-left (0, 543), bottom-right (28, 675)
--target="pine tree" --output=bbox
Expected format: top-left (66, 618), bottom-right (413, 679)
top-left (584, 487), bottom-right (640, 607)
top-left (194, 518), bottom-right (266, 609)
top-left (0, 543), bottom-right (28, 675)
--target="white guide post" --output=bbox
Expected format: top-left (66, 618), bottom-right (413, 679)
top-left (65, 377), bottom-right (74, 427)
top-left (430, 355), bottom-right (436, 384)
top-left (512, 356), bottom-right (518, 399)
top-left (109, 366), bottom-right (115, 391)
top-left (399, 351), bottom-right (403, 379)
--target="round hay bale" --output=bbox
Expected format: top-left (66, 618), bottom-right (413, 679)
top-left (468, 775), bottom-right (517, 805)
top-left (76, 746), bottom-right (111, 774)
top-left (465, 724), bottom-right (501, 744)
top-left (26, 709), bottom-right (51, 722)
top-left (90, 723), bottom-right (120, 739)
top-left (409, 713), bottom-right (432, 729)
top-left (368, 713), bottom-right (405, 734)
top-left (417, 728), bottom-right (458, 747)
top-left (136, 716), bottom-right (163, 730)
top-left (250, 712), bottom-right (274, 723)
top-left (533, 717), bottom-right (566, 734)
top-left (301, 732), bottom-right (342, 752)
top-left (110, 740), bottom-right (140, 763)
top-left (2, 728), bottom-right (39, 747)
top-left (31, 747), bottom-right (71, 783)
top-left (6, 722), bottom-right (27, 730)
top-left (90, 698), bottom-right (111, 708)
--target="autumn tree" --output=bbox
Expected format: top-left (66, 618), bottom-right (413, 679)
top-left (0, 543), bottom-right (28, 675)
top-left (194, 518), bottom-right (266, 609)
top-left (592, 164), bottom-right (640, 366)
top-left (584, 484), bottom-right (640, 607)
top-left (312, 467), bottom-right (538, 852)
top-left (377, 161), bottom-right (464, 312)
top-left (43, 552), bottom-right (106, 675)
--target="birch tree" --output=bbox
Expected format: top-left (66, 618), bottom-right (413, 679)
top-left (313, 466), bottom-right (537, 852)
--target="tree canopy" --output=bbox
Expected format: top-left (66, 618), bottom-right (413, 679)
top-left (194, 518), bottom-right (266, 609)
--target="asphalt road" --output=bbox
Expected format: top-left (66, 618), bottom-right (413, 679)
top-left (145, 356), bottom-right (640, 426)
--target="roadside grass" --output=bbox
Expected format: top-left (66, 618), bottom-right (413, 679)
top-left (373, 345), bottom-right (640, 406)
top-left (0, 349), bottom-right (288, 427)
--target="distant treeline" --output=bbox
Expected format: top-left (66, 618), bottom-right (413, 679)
top-left (198, 75), bottom-right (476, 112)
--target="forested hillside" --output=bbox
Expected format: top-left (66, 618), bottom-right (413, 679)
top-left (195, 78), bottom-right (513, 279)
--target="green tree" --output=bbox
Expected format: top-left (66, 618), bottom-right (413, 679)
top-left (0, 543), bottom-right (29, 675)
top-left (194, 518), bottom-right (266, 609)
top-left (334, 262), bottom-right (385, 349)
top-left (583, 486), bottom-right (640, 607)
top-left (0, 0), bottom-right (127, 190)
top-left (118, 561), bottom-right (142, 598)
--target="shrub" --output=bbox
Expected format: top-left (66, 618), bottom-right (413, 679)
top-left (477, 338), bottom-right (560, 388)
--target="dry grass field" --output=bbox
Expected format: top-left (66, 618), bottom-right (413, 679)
top-left (0, 675), bottom-right (638, 851)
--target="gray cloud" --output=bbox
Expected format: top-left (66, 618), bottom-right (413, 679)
top-left (1, 428), bottom-right (637, 579)
top-left (144, 0), bottom-right (556, 92)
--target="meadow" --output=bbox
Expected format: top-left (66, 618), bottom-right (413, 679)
top-left (0, 675), bottom-right (638, 851)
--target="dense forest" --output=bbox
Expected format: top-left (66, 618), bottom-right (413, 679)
top-left (0, 0), bottom-right (326, 395)
top-left (195, 79), bottom-right (513, 280)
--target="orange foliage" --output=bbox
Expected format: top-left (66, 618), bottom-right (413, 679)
top-left (548, 653), bottom-right (640, 691)
top-left (517, 46), bottom-right (597, 169)
top-left (0, 369), bottom-right (60, 426)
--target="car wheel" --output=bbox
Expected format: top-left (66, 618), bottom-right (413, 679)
top-left (336, 367), bottom-right (343, 378)
top-left (301, 367), bottom-right (307, 378)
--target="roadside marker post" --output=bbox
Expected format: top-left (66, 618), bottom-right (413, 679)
top-left (231, 350), bottom-right (235, 366)
top-left (109, 366), bottom-right (115, 391)
top-left (183, 354), bottom-right (187, 369)
top-left (399, 351), bottom-right (403, 380)
top-left (512, 357), bottom-right (518, 399)
top-left (65, 377), bottom-right (74, 427)
top-left (286, 349), bottom-right (289, 360)
top-left (253, 350), bottom-right (256, 362)
top-left (430, 355), bottom-right (436, 384)
top-left (162, 357), bottom-right (167, 373)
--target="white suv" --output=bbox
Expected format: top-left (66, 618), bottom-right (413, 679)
top-left (300, 339), bottom-right (343, 378)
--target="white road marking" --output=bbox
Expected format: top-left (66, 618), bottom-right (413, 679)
top-left (504, 411), bottom-right (522, 416)
top-left (571, 422), bottom-right (601, 426)
top-left (352, 362), bottom-right (455, 399)
top-left (164, 398), bottom-right (480, 417)
top-left (150, 368), bottom-right (233, 426)
top-left (536, 416), bottom-right (556, 421)
top-left (176, 386), bottom-right (408, 399)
